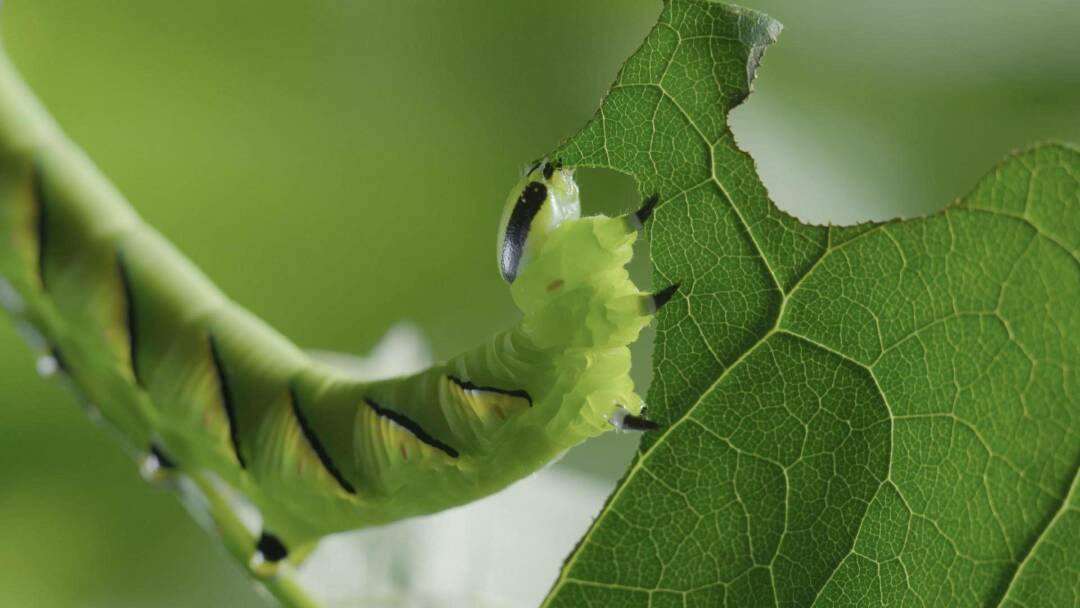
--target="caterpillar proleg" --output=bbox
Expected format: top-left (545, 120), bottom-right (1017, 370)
top-left (0, 46), bottom-right (672, 574)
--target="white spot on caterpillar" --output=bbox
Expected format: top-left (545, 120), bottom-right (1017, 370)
top-left (138, 451), bottom-right (168, 484)
top-left (35, 354), bottom-right (59, 378)
top-left (609, 404), bottom-right (658, 432)
top-left (609, 406), bottom-right (631, 432)
top-left (0, 275), bottom-right (25, 314)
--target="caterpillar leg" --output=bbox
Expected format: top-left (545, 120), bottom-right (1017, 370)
top-left (610, 405), bottom-right (661, 432)
top-left (250, 531), bottom-right (290, 578)
top-left (639, 282), bottom-right (681, 315)
top-left (635, 193), bottom-right (660, 225)
top-left (625, 193), bottom-right (660, 230)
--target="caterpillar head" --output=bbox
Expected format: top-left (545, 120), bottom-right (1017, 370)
top-left (497, 160), bottom-right (580, 283)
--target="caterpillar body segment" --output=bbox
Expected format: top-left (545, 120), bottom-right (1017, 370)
top-left (0, 50), bottom-right (664, 568)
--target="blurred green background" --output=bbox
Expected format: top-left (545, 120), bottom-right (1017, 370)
top-left (0, 1), bottom-right (1076, 606)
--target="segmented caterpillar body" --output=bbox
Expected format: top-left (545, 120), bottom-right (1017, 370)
top-left (0, 50), bottom-right (670, 571)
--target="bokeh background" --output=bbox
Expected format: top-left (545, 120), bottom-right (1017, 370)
top-left (0, 1), bottom-right (1076, 606)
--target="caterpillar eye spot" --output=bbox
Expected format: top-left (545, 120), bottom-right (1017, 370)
top-left (523, 182), bottom-right (548, 205)
top-left (499, 181), bottom-right (549, 283)
top-left (547, 279), bottom-right (564, 292)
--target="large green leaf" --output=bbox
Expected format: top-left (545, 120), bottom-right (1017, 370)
top-left (545, 1), bottom-right (1079, 605)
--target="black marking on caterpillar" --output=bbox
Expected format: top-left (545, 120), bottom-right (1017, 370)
top-left (448, 375), bottom-right (532, 407)
top-left (289, 386), bottom-right (356, 495)
top-left (150, 443), bottom-right (177, 469)
top-left (499, 181), bottom-right (548, 283)
top-left (542, 162), bottom-right (556, 180)
top-left (50, 346), bottom-right (68, 374)
top-left (652, 282), bottom-right (680, 311)
top-left (255, 531), bottom-right (289, 563)
top-left (365, 398), bottom-right (460, 458)
top-left (208, 332), bottom-right (246, 468)
top-left (31, 161), bottom-right (49, 291)
top-left (116, 252), bottom-right (142, 387)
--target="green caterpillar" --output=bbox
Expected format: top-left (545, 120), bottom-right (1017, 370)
top-left (0, 49), bottom-right (674, 573)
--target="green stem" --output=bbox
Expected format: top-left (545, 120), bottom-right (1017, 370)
top-left (0, 35), bottom-right (321, 608)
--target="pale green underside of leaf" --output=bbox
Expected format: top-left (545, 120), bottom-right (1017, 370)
top-left (544, 0), bottom-right (1080, 606)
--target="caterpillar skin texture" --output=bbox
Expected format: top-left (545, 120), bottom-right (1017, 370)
top-left (0, 55), bottom-right (662, 569)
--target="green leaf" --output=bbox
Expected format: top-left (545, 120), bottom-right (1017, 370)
top-left (546, 1), bottom-right (1080, 606)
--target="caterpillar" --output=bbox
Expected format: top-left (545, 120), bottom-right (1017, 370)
top-left (0, 50), bottom-right (674, 574)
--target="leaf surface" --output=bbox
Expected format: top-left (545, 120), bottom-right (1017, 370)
top-left (546, 1), bottom-right (1080, 605)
